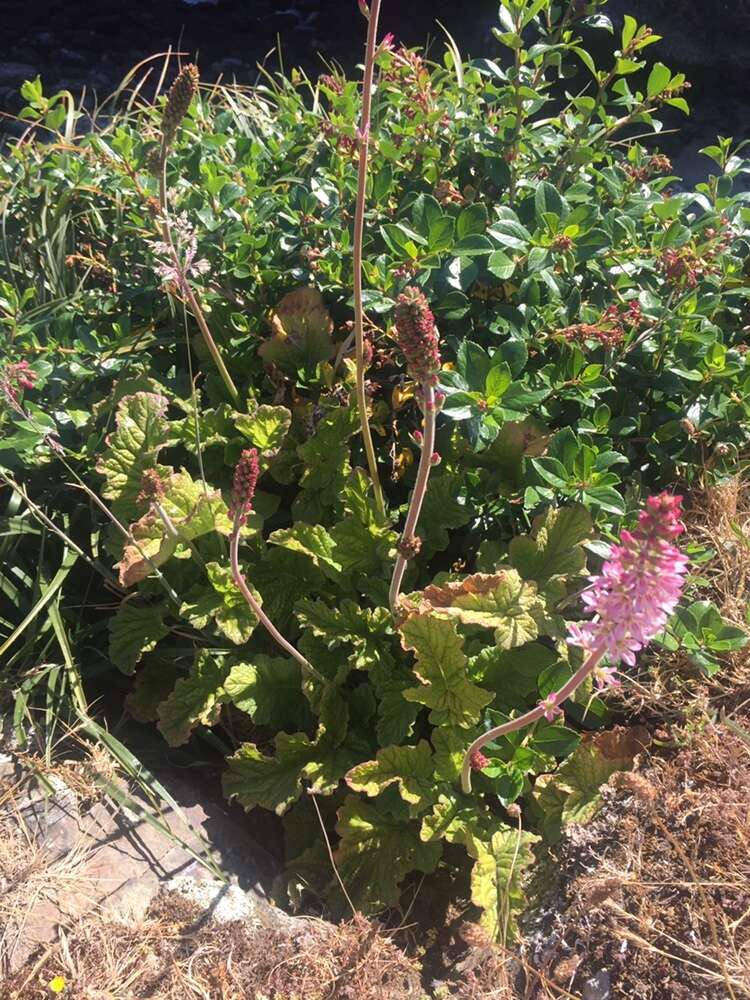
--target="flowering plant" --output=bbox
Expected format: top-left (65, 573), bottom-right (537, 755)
top-left (1, 0), bottom-right (748, 945)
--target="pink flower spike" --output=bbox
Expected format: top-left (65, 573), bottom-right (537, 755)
top-left (567, 492), bottom-right (688, 670)
top-left (538, 692), bottom-right (562, 721)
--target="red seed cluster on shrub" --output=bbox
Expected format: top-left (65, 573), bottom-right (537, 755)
top-left (394, 286), bottom-right (441, 384)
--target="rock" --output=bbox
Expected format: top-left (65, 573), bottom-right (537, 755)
top-left (582, 970), bottom-right (612, 1000)
top-left (0, 752), bottom-right (284, 973)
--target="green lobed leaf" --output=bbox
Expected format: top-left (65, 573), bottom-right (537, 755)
top-left (109, 600), bottom-right (169, 675)
top-left (400, 615), bottom-right (493, 728)
top-left (157, 650), bottom-right (228, 747)
top-left (180, 561), bottom-right (260, 645)
top-left (269, 523), bottom-right (342, 580)
top-left (235, 403), bottom-right (292, 454)
top-left (223, 655), bottom-right (313, 730)
top-left (421, 570), bottom-right (550, 649)
top-left (333, 796), bottom-right (442, 911)
top-left (346, 740), bottom-right (436, 811)
top-left (470, 827), bottom-right (540, 942)
top-left (508, 504), bottom-right (592, 588)
top-left (96, 392), bottom-right (171, 520)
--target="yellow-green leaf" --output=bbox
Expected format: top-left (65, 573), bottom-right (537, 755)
top-left (400, 615), bottom-right (493, 728)
top-left (157, 650), bottom-right (228, 747)
top-left (109, 600), bottom-right (168, 675)
top-left (346, 740), bottom-right (436, 810)
top-left (470, 827), bottom-right (539, 942)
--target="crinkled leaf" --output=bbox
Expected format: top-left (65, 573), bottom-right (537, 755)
top-left (346, 740), bottom-right (436, 810)
top-left (418, 475), bottom-right (473, 557)
top-left (109, 600), bottom-right (169, 675)
top-left (431, 725), bottom-right (471, 784)
top-left (470, 827), bottom-right (539, 942)
top-left (96, 392), bottom-right (170, 519)
top-left (224, 655), bottom-right (313, 730)
top-left (253, 547), bottom-right (327, 632)
top-left (400, 615), bottom-right (493, 728)
top-left (295, 403), bottom-right (359, 520)
top-left (260, 287), bottom-right (335, 373)
top-left (223, 732), bottom-right (313, 815)
top-left (334, 796), bottom-right (442, 911)
top-left (180, 561), bottom-right (259, 645)
top-left (470, 641), bottom-right (560, 704)
top-left (125, 655), bottom-right (184, 722)
top-left (235, 403), bottom-right (292, 454)
top-left (422, 571), bottom-right (549, 649)
top-left (157, 650), bottom-right (228, 747)
top-left (532, 726), bottom-right (650, 842)
top-left (420, 793), bottom-right (494, 848)
top-left (118, 472), bottom-right (232, 587)
top-left (269, 523), bottom-right (342, 580)
top-left (509, 504), bottom-right (591, 587)
top-left (296, 598), bottom-right (394, 672)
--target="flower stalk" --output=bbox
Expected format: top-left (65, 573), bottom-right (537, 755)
top-left (155, 65), bottom-right (239, 404)
top-left (389, 287), bottom-right (442, 613)
top-left (353, 0), bottom-right (386, 520)
top-left (461, 493), bottom-right (689, 793)
top-left (229, 450), bottom-right (325, 685)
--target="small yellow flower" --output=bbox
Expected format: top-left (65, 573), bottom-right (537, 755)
top-left (49, 976), bottom-right (66, 994)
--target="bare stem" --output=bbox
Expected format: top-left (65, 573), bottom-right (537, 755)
top-left (229, 517), bottom-right (326, 685)
top-left (159, 159), bottom-right (240, 404)
top-left (460, 646), bottom-right (605, 794)
top-left (353, 0), bottom-right (386, 520)
top-left (389, 383), bottom-right (436, 612)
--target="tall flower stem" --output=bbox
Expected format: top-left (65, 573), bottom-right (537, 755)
top-left (353, 0), bottom-right (386, 520)
top-left (389, 383), bottom-right (436, 612)
top-left (158, 165), bottom-right (240, 404)
top-left (461, 646), bottom-right (605, 794)
top-left (229, 516), bottom-right (325, 686)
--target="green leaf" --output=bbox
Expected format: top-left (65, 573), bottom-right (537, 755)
top-left (400, 615), bottom-right (493, 728)
top-left (646, 62), bottom-right (671, 98)
top-left (96, 392), bottom-right (170, 520)
top-left (259, 287), bottom-right (334, 373)
top-left (420, 793), bottom-right (493, 848)
top-left (535, 182), bottom-right (564, 223)
top-left (295, 404), bottom-right (359, 519)
top-left (125, 656), bottom-right (184, 723)
top-left (224, 655), bottom-right (313, 730)
top-left (532, 727), bottom-right (650, 841)
top-left (157, 650), bottom-right (228, 747)
top-left (109, 600), bottom-right (169, 675)
top-left (223, 732), bottom-right (313, 815)
top-left (269, 523), bottom-right (342, 580)
top-left (487, 250), bottom-right (516, 279)
top-left (181, 562), bottom-right (259, 644)
top-left (419, 475), bottom-right (473, 557)
top-left (456, 203), bottom-right (488, 239)
top-left (509, 504), bottom-right (591, 587)
top-left (470, 827), bottom-right (539, 942)
top-left (118, 471), bottom-right (232, 588)
top-left (421, 570), bottom-right (550, 648)
top-left (346, 740), bottom-right (436, 810)
top-left (334, 797), bottom-right (442, 911)
top-left (235, 403), bottom-right (292, 454)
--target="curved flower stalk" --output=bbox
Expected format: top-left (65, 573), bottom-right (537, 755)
top-left (229, 449), bottom-right (325, 684)
top-left (461, 493), bottom-right (689, 793)
top-left (153, 64), bottom-right (239, 404)
top-left (353, 0), bottom-right (386, 520)
top-left (389, 287), bottom-right (443, 613)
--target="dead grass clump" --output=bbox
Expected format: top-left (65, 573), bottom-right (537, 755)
top-left (525, 717), bottom-right (750, 999)
top-left (6, 895), bottom-right (427, 999)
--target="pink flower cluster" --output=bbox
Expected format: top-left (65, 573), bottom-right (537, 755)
top-left (394, 286), bottom-right (441, 385)
top-left (230, 448), bottom-right (260, 524)
top-left (567, 493), bottom-right (689, 682)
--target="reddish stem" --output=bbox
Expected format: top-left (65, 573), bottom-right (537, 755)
top-left (389, 383), bottom-right (436, 612)
top-left (460, 645), bottom-right (605, 793)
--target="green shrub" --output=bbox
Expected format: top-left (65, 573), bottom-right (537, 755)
top-left (1, 0), bottom-right (748, 938)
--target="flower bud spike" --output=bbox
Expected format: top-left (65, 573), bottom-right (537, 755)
top-left (161, 64), bottom-right (199, 150)
top-left (230, 448), bottom-right (260, 525)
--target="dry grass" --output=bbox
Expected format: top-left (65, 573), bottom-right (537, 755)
top-left (524, 718), bottom-right (750, 999)
top-left (5, 896), bottom-right (428, 1000)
